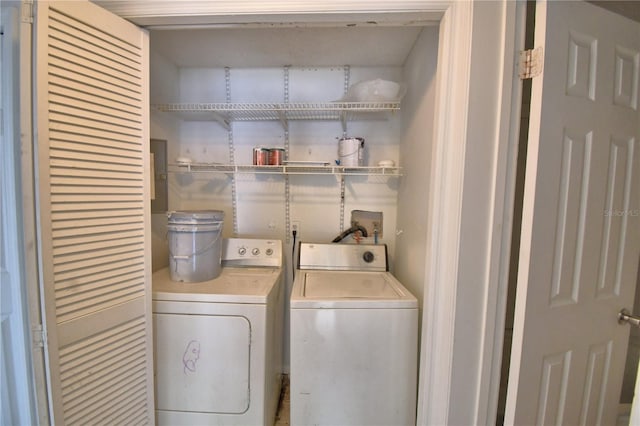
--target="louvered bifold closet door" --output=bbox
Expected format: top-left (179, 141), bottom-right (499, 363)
top-left (35, 1), bottom-right (153, 423)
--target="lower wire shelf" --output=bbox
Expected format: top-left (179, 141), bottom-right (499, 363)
top-left (168, 163), bottom-right (403, 176)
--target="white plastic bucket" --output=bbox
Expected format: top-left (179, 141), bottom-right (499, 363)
top-left (167, 210), bottom-right (224, 282)
top-left (338, 137), bottom-right (364, 167)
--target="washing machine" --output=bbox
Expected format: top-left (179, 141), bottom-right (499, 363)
top-left (152, 238), bottom-right (283, 425)
top-left (290, 242), bottom-right (418, 426)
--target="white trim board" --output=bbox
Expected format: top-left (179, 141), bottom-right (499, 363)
top-left (93, 1), bottom-right (445, 27)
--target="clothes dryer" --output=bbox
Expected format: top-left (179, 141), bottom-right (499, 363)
top-left (153, 238), bottom-right (283, 425)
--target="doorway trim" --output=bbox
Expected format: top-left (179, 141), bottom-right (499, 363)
top-left (418, 2), bottom-right (523, 424)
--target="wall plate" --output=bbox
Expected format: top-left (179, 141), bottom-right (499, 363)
top-left (351, 210), bottom-right (383, 238)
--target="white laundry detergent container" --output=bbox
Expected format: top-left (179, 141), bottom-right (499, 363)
top-left (167, 210), bottom-right (224, 282)
top-left (338, 137), bottom-right (364, 167)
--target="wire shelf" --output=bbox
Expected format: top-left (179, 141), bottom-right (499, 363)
top-left (152, 102), bottom-right (400, 130)
top-left (169, 163), bottom-right (403, 177)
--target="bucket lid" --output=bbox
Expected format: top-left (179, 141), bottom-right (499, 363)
top-left (167, 210), bottom-right (225, 222)
top-left (338, 137), bottom-right (364, 144)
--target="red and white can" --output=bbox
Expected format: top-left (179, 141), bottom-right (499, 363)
top-left (268, 148), bottom-right (285, 165)
top-left (253, 147), bottom-right (270, 165)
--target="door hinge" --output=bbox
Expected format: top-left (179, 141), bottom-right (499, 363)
top-left (519, 47), bottom-right (543, 80)
top-left (32, 324), bottom-right (47, 348)
top-left (21, 0), bottom-right (34, 24)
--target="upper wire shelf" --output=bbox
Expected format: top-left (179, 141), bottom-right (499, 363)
top-left (152, 101), bottom-right (401, 131)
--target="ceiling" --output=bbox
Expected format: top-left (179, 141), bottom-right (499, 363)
top-left (589, 1), bottom-right (640, 23)
top-left (91, 1), bottom-right (436, 68)
top-left (149, 26), bottom-right (426, 68)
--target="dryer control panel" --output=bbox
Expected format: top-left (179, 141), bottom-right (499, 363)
top-left (298, 243), bottom-right (388, 271)
top-left (223, 238), bottom-right (282, 268)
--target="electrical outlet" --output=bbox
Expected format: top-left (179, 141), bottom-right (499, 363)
top-left (292, 221), bottom-right (301, 234)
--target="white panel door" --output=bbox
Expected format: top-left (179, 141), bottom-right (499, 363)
top-left (34, 1), bottom-right (153, 423)
top-left (506, 1), bottom-right (640, 425)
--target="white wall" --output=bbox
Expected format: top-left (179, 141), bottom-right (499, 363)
top-left (149, 49), bottom-right (179, 271)
top-left (395, 26), bottom-right (439, 316)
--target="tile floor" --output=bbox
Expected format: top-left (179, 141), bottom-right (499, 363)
top-left (274, 375), bottom-right (290, 426)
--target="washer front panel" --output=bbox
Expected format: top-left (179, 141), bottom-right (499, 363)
top-left (290, 306), bottom-right (418, 425)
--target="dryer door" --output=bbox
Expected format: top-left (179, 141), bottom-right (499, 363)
top-left (154, 313), bottom-right (250, 413)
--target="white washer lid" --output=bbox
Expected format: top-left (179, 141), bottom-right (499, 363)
top-left (290, 270), bottom-right (417, 309)
top-left (153, 267), bottom-right (282, 304)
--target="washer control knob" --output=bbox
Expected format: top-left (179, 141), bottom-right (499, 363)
top-left (363, 251), bottom-right (375, 263)
top-left (266, 248), bottom-right (273, 256)
top-left (238, 247), bottom-right (247, 256)
top-left (252, 248), bottom-right (260, 256)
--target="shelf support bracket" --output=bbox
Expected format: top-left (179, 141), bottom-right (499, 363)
top-left (283, 65), bottom-right (292, 242)
top-left (341, 65), bottom-right (350, 136)
top-left (339, 176), bottom-right (346, 232)
top-left (225, 66), bottom-right (239, 236)
top-left (210, 111), bottom-right (231, 131)
top-left (277, 110), bottom-right (289, 132)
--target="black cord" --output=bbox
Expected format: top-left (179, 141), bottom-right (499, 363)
top-left (291, 230), bottom-right (297, 280)
top-left (331, 224), bottom-right (368, 243)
